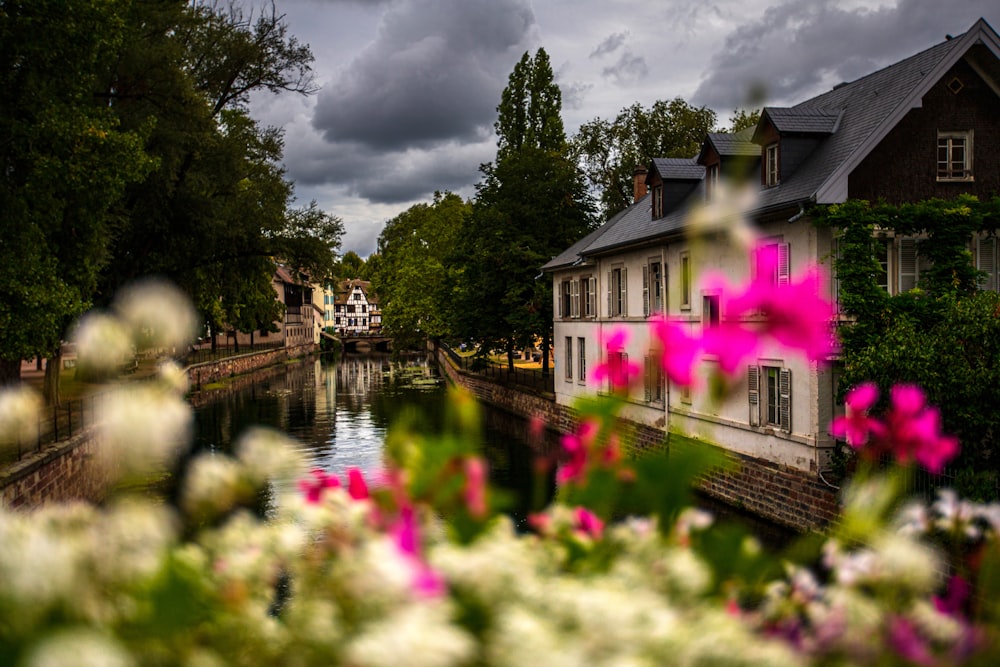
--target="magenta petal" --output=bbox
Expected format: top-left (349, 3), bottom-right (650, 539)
top-left (347, 467), bottom-right (369, 500)
top-left (891, 384), bottom-right (926, 417)
top-left (846, 382), bottom-right (879, 411)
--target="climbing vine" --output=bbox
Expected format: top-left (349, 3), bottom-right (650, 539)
top-left (814, 194), bottom-right (1000, 499)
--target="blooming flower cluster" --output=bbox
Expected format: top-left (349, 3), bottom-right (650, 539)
top-left (830, 382), bottom-right (960, 473)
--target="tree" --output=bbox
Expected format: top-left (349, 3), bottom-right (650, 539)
top-left (336, 251), bottom-right (367, 281)
top-left (727, 108), bottom-right (762, 133)
top-left (571, 98), bottom-right (717, 220)
top-left (454, 49), bottom-right (595, 373)
top-left (372, 192), bottom-right (469, 351)
top-left (0, 0), bottom-right (152, 390)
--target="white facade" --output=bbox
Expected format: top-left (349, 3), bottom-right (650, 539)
top-left (331, 280), bottom-right (382, 335)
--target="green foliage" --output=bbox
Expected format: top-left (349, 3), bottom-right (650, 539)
top-left (814, 196), bottom-right (1000, 496)
top-left (371, 192), bottom-right (470, 349)
top-left (571, 98), bottom-right (718, 219)
top-left (495, 48), bottom-right (565, 162)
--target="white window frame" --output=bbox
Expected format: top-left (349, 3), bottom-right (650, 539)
top-left (937, 130), bottom-right (973, 182)
top-left (583, 276), bottom-right (597, 318)
top-left (765, 143), bottom-right (779, 187)
top-left (748, 363), bottom-right (791, 432)
top-left (680, 252), bottom-right (691, 310)
top-left (570, 279), bottom-right (581, 318)
top-left (706, 163), bottom-right (720, 200)
top-left (643, 259), bottom-right (664, 316)
top-left (607, 265), bottom-right (627, 317)
top-left (564, 336), bottom-right (573, 382)
top-left (977, 235), bottom-right (998, 291)
top-left (577, 336), bottom-right (587, 384)
top-left (644, 354), bottom-right (665, 404)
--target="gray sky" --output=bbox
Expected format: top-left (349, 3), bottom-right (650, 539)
top-left (252, 0), bottom-right (1000, 258)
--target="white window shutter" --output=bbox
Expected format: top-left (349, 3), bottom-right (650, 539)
top-left (589, 277), bottom-right (597, 316)
top-left (899, 238), bottom-right (918, 292)
top-left (621, 267), bottom-right (628, 317)
top-left (747, 365), bottom-right (760, 426)
top-left (570, 279), bottom-right (580, 318)
top-left (779, 368), bottom-right (792, 433)
top-left (978, 237), bottom-right (997, 291)
top-left (642, 265), bottom-right (650, 316)
top-left (607, 271), bottom-right (612, 316)
top-left (777, 242), bottom-right (791, 286)
top-left (644, 354), bottom-right (652, 402)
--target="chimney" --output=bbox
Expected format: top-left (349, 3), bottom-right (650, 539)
top-left (632, 165), bottom-right (648, 202)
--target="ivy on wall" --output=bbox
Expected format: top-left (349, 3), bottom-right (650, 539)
top-left (813, 194), bottom-right (1000, 499)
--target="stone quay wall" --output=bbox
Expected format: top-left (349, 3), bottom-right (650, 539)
top-left (1, 344), bottom-right (316, 509)
top-left (0, 430), bottom-right (112, 509)
top-left (434, 348), bottom-right (839, 532)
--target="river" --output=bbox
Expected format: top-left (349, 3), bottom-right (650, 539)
top-left (191, 352), bottom-right (555, 526)
top-left (190, 352), bottom-right (798, 546)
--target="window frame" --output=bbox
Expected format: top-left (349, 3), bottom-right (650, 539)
top-left (748, 363), bottom-right (791, 432)
top-left (607, 265), bottom-right (627, 317)
top-left (937, 130), bottom-right (973, 182)
top-left (680, 252), bottom-right (691, 310)
top-left (583, 276), bottom-right (597, 318)
top-left (765, 142), bottom-right (779, 187)
top-left (652, 184), bottom-right (664, 218)
top-left (577, 336), bottom-right (587, 384)
top-left (564, 336), bottom-right (573, 382)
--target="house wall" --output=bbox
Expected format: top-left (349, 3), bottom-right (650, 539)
top-left (849, 58), bottom-right (1000, 202)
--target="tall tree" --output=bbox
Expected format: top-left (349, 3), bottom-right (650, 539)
top-left (454, 49), bottom-right (594, 373)
top-left (372, 192), bottom-right (470, 351)
top-left (571, 98), bottom-right (717, 220)
top-left (0, 0), bottom-right (152, 389)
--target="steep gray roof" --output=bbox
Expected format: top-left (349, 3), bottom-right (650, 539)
top-left (545, 18), bottom-right (1000, 268)
top-left (702, 128), bottom-right (758, 158)
top-left (541, 197), bottom-right (645, 271)
top-left (756, 107), bottom-right (842, 136)
top-left (651, 157), bottom-right (704, 180)
top-left (758, 18), bottom-right (999, 210)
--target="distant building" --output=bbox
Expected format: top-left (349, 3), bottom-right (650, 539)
top-left (330, 279), bottom-right (382, 335)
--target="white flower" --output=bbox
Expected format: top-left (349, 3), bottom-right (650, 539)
top-left (113, 278), bottom-right (198, 352)
top-left (933, 488), bottom-right (981, 539)
top-left (344, 603), bottom-right (475, 667)
top-left (894, 500), bottom-right (931, 536)
top-left (157, 359), bottom-right (190, 395)
top-left (91, 499), bottom-right (177, 585)
top-left (22, 627), bottom-right (133, 667)
top-left (96, 384), bottom-right (192, 476)
top-left (0, 384), bottom-right (42, 448)
top-left (181, 454), bottom-right (245, 520)
top-left (70, 311), bottom-right (134, 375)
top-left (236, 427), bottom-right (306, 487)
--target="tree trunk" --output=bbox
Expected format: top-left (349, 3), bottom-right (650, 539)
top-left (0, 358), bottom-right (21, 386)
top-left (506, 343), bottom-right (515, 371)
top-left (43, 349), bottom-right (62, 406)
top-left (233, 331), bottom-right (240, 354)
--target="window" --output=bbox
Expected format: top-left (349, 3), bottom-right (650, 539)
top-left (937, 131), bottom-right (973, 181)
top-left (607, 266), bottom-right (627, 317)
top-left (765, 143), bottom-right (779, 186)
top-left (570, 279), bottom-right (581, 318)
top-left (605, 350), bottom-right (630, 393)
top-left (361, 304), bottom-right (367, 313)
top-left (347, 304), bottom-right (356, 314)
top-left (754, 242), bottom-right (790, 288)
top-left (565, 337), bottom-right (573, 381)
top-left (561, 280), bottom-right (572, 318)
top-left (335, 305), bottom-right (342, 313)
top-left (706, 164), bottom-right (720, 199)
top-left (875, 238), bottom-right (890, 293)
top-left (578, 337), bottom-right (587, 384)
top-left (977, 235), bottom-right (998, 291)
top-left (643, 260), bottom-right (663, 316)
top-left (644, 354), bottom-right (665, 404)
top-left (652, 185), bottom-right (664, 218)
top-left (583, 276), bottom-right (597, 318)
top-left (703, 294), bottom-right (720, 329)
top-left (748, 364), bottom-right (790, 432)
top-left (680, 252), bottom-right (691, 309)
top-left (898, 238), bottom-right (931, 292)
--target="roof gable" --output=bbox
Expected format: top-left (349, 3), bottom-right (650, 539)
top-left (650, 157), bottom-right (704, 181)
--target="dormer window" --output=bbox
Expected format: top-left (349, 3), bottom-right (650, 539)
top-left (706, 164), bottom-right (720, 199)
top-left (937, 130), bottom-right (973, 181)
top-left (765, 143), bottom-right (779, 187)
top-left (652, 185), bottom-right (664, 218)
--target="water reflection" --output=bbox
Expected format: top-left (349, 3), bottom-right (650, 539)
top-left (191, 353), bottom-right (556, 521)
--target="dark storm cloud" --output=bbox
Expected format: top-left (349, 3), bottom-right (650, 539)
top-left (693, 0), bottom-right (1000, 111)
top-left (312, 0), bottom-right (535, 150)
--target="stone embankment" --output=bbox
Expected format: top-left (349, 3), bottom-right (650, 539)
top-left (1, 344), bottom-right (314, 508)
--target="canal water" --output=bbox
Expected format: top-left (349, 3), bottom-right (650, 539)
top-left (191, 353), bottom-right (554, 526)
top-left (191, 353), bottom-right (798, 546)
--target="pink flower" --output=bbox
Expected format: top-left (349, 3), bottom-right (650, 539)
top-left (888, 617), bottom-right (936, 666)
top-left (650, 317), bottom-right (703, 386)
top-left (463, 456), bottom-right (488, 519)
top-left (346, 467), bottom-right (370, 500)
top-left (701, 324), bottom-right (760, 375)
top-left (830, 382), bottom-right (885, 447)
top-left (573, 507), bottom-right (604, 539)
top-left (592, 327), bottom-right (641, 389)
top-left (557, 419), bottom-right (597, 484)
top-left (391, 505), bottom-right (447, 598)
top-left (885, 384), bottom-right (960, 474)
top-left (298, 468), bottom-right (340, 504)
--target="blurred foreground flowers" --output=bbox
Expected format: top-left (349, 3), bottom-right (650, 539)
top-left (1, 277), bottom-right (999, 665)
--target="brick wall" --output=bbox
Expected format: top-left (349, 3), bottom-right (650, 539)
top-left (2, 345), bottom-right (315, 509)
top-left (0, 431), bottom-right (112, 508)
top-left (436, 348), bottom-right (840, 532)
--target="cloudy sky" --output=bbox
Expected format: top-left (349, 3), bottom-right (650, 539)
top-left (251, 0), bottom-right (1000, 258)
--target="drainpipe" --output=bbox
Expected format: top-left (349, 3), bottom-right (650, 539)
top-left (788, 202), bottom-right (806, 223)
